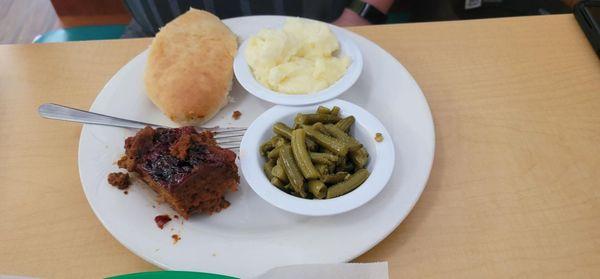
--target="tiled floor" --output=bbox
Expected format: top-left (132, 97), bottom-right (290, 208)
top-left (0, 0), bottom-right (60, 44)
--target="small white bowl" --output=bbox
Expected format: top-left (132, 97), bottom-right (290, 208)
top-left (233, 23), bottom-right (363, 106)
top-left (239, 99), bottom-right (395, 216)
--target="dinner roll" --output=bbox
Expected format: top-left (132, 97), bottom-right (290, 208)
top-left (144, 9), bottom-right (237, 125)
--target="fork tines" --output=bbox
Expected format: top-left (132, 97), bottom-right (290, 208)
top-left (208, 127), bottom-right (246, 149)
top-left (210, 127), bottom-right (247, 133)
top-left (218, 140), bottom-right (241, 149)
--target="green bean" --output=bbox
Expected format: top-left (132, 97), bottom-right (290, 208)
top-left (317, 106), bottom-right (331, 114)
top-left (310, 153), bottom-right (338, 165)
top-left (328, 163), bottom-right (336, 174)
top-left (263, 159), bottom-right (275, 180)
top-left (275, 122), bottom-right (318, 150)
top-left (267, 145), bottom-right (283, 159)
top-left (323, 124), bottom-right (361, 151)
top-left (309, 152), bottom-right (338, 165)
top-left (279, 145), bottom-right (306, 197)
top-left (294, 113), bottom-right (340, 125)
top-left (288, 190), bottom-right (301, 197)
top-left (274, 137), bottom-right (287, 147)
top-left (273, 122), bottom-right (293, 140)
top-left (312, 122), bottom-right (333, 137)
top-left (321, 172), bottom-right (350, 184)
top-left (336, 154), bottom-right (347, 169)
top-left (326, 169), bottom-right (370, 198)
top-left (350, 147), bottom-right (369, 169)
top-left (315, 164), bottom-right (330, 176)
top-left (307, 180), bottom-right (327, 199)
top-left (330, 106), bottom-right (340, 116)
top-left (306, 138), bottom-right (319, 152)
top-left (274, 182), bottom-right (292, 192)
top-left (291, 129), bottom-right (320, 179)
top-left (303, 126), bottom-right (348, 156)
top-left (281, 184), bottom-right (292, 192)
top-left (260, 141), bottom-right (274, 156)
top-left (323, 149), bottom-right (336, 155)
top-left (269, 134), bottom-right (284, 144)
top-left (270, 177), bottom-right (287, 190)
top-left (337, 160), bottom-right (355, 173)
top-left (335, 116), bottom-right (355, 132)
top-left (271, 162), bottom-right (288, 184)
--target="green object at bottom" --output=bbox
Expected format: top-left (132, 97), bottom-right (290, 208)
top-left (108, 271), bottom-right (237, 279)
top-left (33, 25), bottom-right (126, 43)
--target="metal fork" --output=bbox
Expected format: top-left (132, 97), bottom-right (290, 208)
top-left (38, 103), bottom-right (245, 149)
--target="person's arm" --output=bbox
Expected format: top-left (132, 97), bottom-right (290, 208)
top-left (333, 0), bottom-right (394, 27)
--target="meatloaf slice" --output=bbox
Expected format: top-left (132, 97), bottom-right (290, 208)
top-left (118, 126), bottom-right (239, 219)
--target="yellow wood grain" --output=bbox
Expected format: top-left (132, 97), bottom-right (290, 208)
top-left (1, 15), bottom-right (599, 278)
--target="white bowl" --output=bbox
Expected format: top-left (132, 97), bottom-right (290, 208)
top-left (239, 99), bottom-right (395, 216)
top-left (233, 22), bottom-right (363, 106)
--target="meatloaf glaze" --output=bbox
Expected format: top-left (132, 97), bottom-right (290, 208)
top-left (118, 126), bottom-right (239, 219)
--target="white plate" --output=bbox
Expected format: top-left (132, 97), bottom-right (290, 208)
top-left (233, 20), bottom-right (363, 106)
top-left (78, 16), bottom-right (435, 278)
top-left (240, 99), bottom-right (395, 216)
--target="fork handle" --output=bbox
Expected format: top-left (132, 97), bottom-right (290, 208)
top-left (38, 103), bottom-right (166, 129)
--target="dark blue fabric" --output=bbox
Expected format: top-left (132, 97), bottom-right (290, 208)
top-left (123, 0), bottom-right (347, 37)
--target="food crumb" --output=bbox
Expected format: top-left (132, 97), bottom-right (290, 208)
top-left (172, 234), bottom-right (181, 244)
top-left (212, 253), bottom-right (217, 257)
top-left (154, 215), bottom-right (172, 229)
top-left (152, 205), bottom-right (156, 208)
top-left (124, 191), bottom-right (128, 195)
top-left (375, 133), bottom-right (384, 142)
top-left (108, 172), bottom-right (130, 189)
top-left (173, 215), bottom-right (179, 219)
top-left (232, 110), bottom-right (242, 120)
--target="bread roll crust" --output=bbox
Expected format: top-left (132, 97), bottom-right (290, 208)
top-left (145, 9), bottom-right (237, 124)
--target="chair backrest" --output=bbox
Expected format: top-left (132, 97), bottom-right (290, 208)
top-left (33, 25), bottom-right (126, 43)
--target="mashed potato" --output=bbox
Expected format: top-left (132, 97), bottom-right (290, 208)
top-left (245, 18), bottom-right (350, 94)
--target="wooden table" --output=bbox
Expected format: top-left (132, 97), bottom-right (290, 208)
top-left (1, 14), bottom-right (599, 278)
